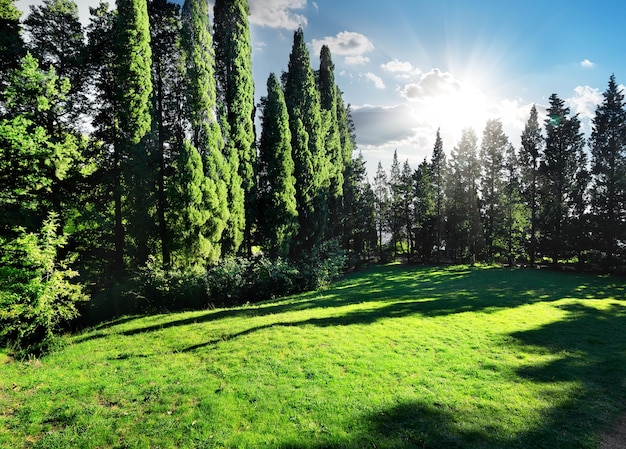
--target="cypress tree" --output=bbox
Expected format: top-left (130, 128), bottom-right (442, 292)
top-left (257, 73), bottom-right (299, 258)
top-left (213, 0), bottom-right (255, 256)
top-left (318, 45), bottom-right (344, 240)
top-left (180, 0), bottom-right (229, 264)
top-left (284, 27), bottom-right (329, 252)
top-left (115, 0), bottom-right (155, 268)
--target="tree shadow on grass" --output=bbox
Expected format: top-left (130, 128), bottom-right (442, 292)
top-left (276, 303), bottom-right (626, 449)
top-left (76, 264), bottom-right (626, 345)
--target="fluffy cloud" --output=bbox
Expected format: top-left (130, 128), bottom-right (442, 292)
top-left (364, 73), bottom-right (385, 90)
top-left (400, 69), bottom-right (462, 100)
top-left (351, 104), bottom-right (417, 146)
top-left (249, 0), bottom-right (308, 29)
top-left (311, 31), bottom-right (374, 65)
top-left (580, 59), bottom-right (595, 69)
top-left (381, 59), bottom-right (416, 74)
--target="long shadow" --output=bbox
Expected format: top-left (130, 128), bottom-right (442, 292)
top-left (276, 304), bottom-right (626, 449)
top-left (76, 264), bottom-right (626, 345)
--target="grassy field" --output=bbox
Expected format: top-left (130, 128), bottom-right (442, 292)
top-left (1, 264), bottom-right (626, 448)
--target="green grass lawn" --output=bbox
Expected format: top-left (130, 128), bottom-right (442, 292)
top-left (1, 264), bottom-right (626, 448)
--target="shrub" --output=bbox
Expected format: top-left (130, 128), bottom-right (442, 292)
top-left (0, 213), bottom-right (88, 357)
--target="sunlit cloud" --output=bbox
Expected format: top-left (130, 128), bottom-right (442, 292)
top-left (381, 59), bottom-right (415, 73)
top-left (400, 69), bottom-right (462, 100)
top-left (580, 59), bottom-right (595, 69)
top-left (311, 31), bottom-right (375, 64)
top-left (249, 0), bottom-right (308, 30)
top-left (364, 72), bottom-right (386, 90)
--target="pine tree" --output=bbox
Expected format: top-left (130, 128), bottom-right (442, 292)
top-left (399, 159), bottom-right (415, 256)
top-left (257, 73), bottom-right (299, 258)
top-left (540, 94), bottom-right (586, 265)
top-left (213, 0), bottom-right (255, 255)
top-left (318, 45), bottom-right (344, 240)
top-left (502, 143), bottom-right (526, 265)
top-left (0, 0), bottom-right (25, 97)
top-left (115, 0), bottom-right (155, 268)
top-left (180, 0), bottom-right (229, 265)
top-left (589, 75), bottom-right (626, 270)
top-left (519, 105), bottom-right (543, 266)
top-left (431, 129), bottom-right (447, 261)
top-left (343, 152), bottom-right (376, 257)
top-left (479, 119), bottom-right (508, 261)
top-left (446, 128), bottom-right (483, 262)
top-left (373, 161), bottom-right (389, 260)
top-left (388, 150), bottom-right (403, 256)
top-left (414, 158), bottom-right (436, 262)
top-left (284, 27), bottom-right (329, 252)
top-left (24, 0), bottom-right (86, 125)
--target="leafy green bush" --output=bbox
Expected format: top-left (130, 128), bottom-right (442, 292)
top-left (0, 213), bottom-right (88, 357)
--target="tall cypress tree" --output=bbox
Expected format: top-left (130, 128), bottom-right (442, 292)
top-left (373, 161), bottom-right (389, 259)
top-left (540, 94), bottom-right (586, 265)
top-left (148, 0), bottom-right (184, 268)
top-left (180, 0), bottom-right (229, 265)
top-left (213, 0), bottom-right (255, 256)
top-left (257, 73), bottom-right (299, 258)
top-left (115, 0), bottom-right (155, 268)
top-left (519, 105), bottom-right (543, 266)
top-left (589, 75), bottom-right (626, 270)
top-left (318, 45), bottom-right (344, 240)
top-left (284, 27), bottom-right (329, 252)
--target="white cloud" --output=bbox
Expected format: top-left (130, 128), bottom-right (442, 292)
top-left (400, 69), bottom-right (461, 100)
top-left (581, 59), bottom-right (595, 69)
top-left (249, 0), bottom-right (308, 30)
top-left (364, 72), bottom-right (386, 89)
top-left (381, 59), bottom-right (415, 73)
top-left (345, 55), bottom-right (370, 65)
top-left (311, 31), bottom-right (374, 64)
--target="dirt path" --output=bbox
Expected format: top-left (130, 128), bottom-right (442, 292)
top-left (600, 415), bottom-right (626, 449)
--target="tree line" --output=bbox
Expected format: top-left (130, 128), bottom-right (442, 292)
top-left (373, 82), bottom-right (626, 271)
top-left (0, 0), bottom-right (375, 354)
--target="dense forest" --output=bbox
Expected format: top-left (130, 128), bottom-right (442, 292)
top-left (1, 0), bottom-right (625, 356)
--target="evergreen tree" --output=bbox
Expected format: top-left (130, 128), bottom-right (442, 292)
top-left (318, 45), bottom-right (344, 240)
top-left (414, 158), bottom-right (436, 262)
top-left (589, 75), bottom-right (626, 269)
top-left (539, 94), bottom-right (586, 265)
top-left (284, 27), bottom-right (329, 252)
top-left (23, 0), bottom-right (86, 125)
top-left (180, 0), bottom-right (229, 264)
top-left (519, 105), bottom-right (543, 266)
top-left (115, 0), bottom-right (155, 268)
top-left (213, 0), bottom-right (255, 255)
top-left (431, 129), bottom-right (447, 261)
top-left (502, 143), bottom-right (527, 265)
top-left (257, 73), bottom-right (299, 258)
top-left (373, 161), bottom-right (389, 259)
top-left (388, 150), bottom-right (403, 256)
top-left (479, 119), bottom-right (508, 261)
top-left (336, 93), bottom-right (356, 246)
top-left (343, 152), bottom-right (376, 257)
top-left (446, 128), bottom-right (483, 262)
top-left (0, 0), bottom-right (25, 97)
top-left (148, 0), bottom-right (184, 268)
top-left (399, 159), bottom-right (415, 256)
top-left (85, 2), bottom-right (122, 277)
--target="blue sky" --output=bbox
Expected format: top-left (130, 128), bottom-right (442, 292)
top-left (17, 0), bottom-right (626, 174)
